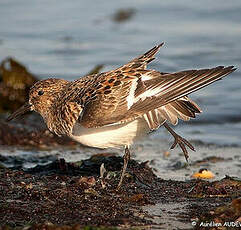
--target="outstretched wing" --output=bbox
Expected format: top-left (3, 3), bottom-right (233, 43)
top-left (76, 44), bottom-right (235, 128)
top-left (122, 66), bottom-right (235, 125)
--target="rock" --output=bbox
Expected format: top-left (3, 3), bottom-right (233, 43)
top-left (0, 57), bottom-right (38, 113)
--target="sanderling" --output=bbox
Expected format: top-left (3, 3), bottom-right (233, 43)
top-left (7, 43), bottom-right (236, 189)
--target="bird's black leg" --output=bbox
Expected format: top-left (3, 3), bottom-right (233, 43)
top-left (163, 122), bottom-right (195, 162)
top-left (117, 145), bottom-right (130, 190)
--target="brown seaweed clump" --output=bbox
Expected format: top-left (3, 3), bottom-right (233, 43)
top-left (0, 154), bottom-right (241, 229)
top-left (0, 58), bottom-right (38, 113)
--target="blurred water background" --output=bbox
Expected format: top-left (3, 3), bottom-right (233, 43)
top-left (0, 0), bottom-right (241, 146)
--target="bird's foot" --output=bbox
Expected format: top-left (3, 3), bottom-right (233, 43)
top-left (170, 134), bottom-right (195, 162)
top-left (163, 122), bottom-right (195, 162)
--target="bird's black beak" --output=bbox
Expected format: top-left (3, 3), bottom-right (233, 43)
top-left (6, 103), bottom-right (32, 121)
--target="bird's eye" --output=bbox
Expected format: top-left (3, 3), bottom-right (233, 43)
top-left (38, 90), bottom-right (44, 96)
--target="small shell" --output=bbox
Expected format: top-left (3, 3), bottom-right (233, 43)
top-left (191, 168), bottom-right (215, 179)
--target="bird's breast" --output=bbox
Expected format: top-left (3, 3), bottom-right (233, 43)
top-left (69, 118), bottom-right (149, 149)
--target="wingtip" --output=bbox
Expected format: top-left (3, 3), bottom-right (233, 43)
top-left (223, 65), bottom-right (237, 74)
top-left (211, 65), bottom-right (236, 73)
top-left (157, 42), bottom-right (165, 48)
top-left (229, 66), bottom-right (237, 71)
top-left (143, 42), bottom-right (165, 59)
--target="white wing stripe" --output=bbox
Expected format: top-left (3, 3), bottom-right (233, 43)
top-left (126, 79), bottom-right (138, 109)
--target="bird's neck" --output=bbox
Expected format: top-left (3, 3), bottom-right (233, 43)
top-left (45, 101), bottom-right (82, 137)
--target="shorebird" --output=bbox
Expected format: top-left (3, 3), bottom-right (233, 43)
top-left (7, 43), bottom-right (236, 189)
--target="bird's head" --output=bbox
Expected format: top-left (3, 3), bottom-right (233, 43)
top-left (7, 78), bottom-right (68, 121)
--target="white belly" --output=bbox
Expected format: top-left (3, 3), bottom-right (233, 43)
top-left (70, 118), bottom-right (149, 149)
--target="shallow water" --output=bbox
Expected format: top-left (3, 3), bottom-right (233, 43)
top-left (1, 0), bottom-right (240, 147)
